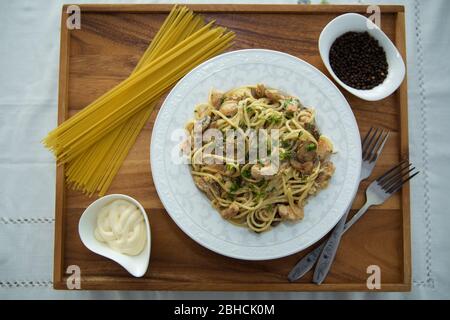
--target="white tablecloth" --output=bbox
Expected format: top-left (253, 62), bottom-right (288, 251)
top-left (1, 0), bottom-right (449, 299)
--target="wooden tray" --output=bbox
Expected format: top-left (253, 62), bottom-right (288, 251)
top-left (54, 4), bottom-right (410, 291)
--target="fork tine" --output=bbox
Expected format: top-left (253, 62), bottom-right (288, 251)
top-left (377, 160), bottom-right (409, 184)
top-left (362, 128), bottom-right (379, 160)
top-left (382, 166), bottom-right (416, 191)
top-left (371, 131), bottom-right (390, 163)
top-left (364, 128), bottom-right (381, 161)
top-left (379, 162), bottom-right (412, 188)
top-left (361, 127), bottom-right (374, 149)
top-left (367, 130), bottom-right (388, 163)
top-left (387, 171), bottom-right (420, 194)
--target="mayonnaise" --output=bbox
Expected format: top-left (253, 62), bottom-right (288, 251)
top-left (94, 199), bottom-right (146, 256)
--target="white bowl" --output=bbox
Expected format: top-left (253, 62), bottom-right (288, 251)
top-left (78, 194), bottom-right (151, 277)
top-left (319, 13), bottom-right (405, 101)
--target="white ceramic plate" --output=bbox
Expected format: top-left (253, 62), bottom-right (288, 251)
top-left (150, 49), bottom-right (361, 261)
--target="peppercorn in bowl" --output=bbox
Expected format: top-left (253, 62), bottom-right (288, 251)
top-left (319, 13), bottom-right (405, 101)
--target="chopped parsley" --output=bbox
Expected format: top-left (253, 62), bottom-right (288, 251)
top-left (307, 143), bottom-right (317, 152)
top-left (226, 193), bottom-right (235, 200)
top-left (229, 182), bottom-right (240, 193)
top-left (281, 140), bottom-right (291, 148)
top-left (257, 192), bottom-right (266, 201)
top-left (226, 163), bottom-right (235, 171)
top-left (281, 98), bottom-right (294, 109)
top-left (253, 190), bottom-right (266, 201)
top-left (267, 114), bottom-right (282, 125)
top-left (257, 180), bottom-right (267, 188)
top-left (241, 169), bottom-right (251, 179)
top-left (280, 150), bottom-right (293, 161)
top-left (285, 111), bottom-right (294, 119)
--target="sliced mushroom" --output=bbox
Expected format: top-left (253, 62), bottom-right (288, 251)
top-left (219, 100), bottom-right (238, 117)
top-left (265, 89), bottom-right (284, 102)
top-left (296, 141), bottom-right (317, 163)
top-left (251, 164), bottom-right (263, 180)
top-left (278, 204), bottom-right (304, 221)
top-left (209, 89), bottom-right (224, 109)
top-left (220, 202), bottom-right (240, 219)
top-left (251, 84), bottom-right (266, 99)
top-left (307, 123), bottom-right (321, 141)
top-left (290, 159), bottom-right (314, 175)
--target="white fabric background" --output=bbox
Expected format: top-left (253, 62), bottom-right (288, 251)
top-left (0, 0), bottom-right (449, 299)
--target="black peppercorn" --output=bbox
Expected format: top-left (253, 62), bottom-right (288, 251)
top-left (329, 31), bottom-right (389, 90)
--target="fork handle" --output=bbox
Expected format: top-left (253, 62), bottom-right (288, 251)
top-left (313, 210), bottom-right (349, 284)
top-left (312, 202), bottom-right (372, 284)
top-left (287, 205), bottom-right (352, 282)
top-left (288, 242), bottom-right (325, 282)
top-left (343, 202), bottom-right (372, 232)
top-left (288, 202), bottom-right (372, 282)
top-left (287, 206), bottom-right (351, 282)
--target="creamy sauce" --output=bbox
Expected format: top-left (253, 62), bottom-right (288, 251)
top-left (94, 199), bottom-right (146, 256)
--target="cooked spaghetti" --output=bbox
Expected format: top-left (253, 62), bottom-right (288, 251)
top-left (184, 85), bottom-right (335, 233)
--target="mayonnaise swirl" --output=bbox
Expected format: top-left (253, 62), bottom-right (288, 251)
top-left (94, 199), bottom-right (147, 256)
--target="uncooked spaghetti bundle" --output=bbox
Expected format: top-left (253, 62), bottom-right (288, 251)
top-left (43, 5), bottom-right (235, 196)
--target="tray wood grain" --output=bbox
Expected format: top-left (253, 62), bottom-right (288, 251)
top-left (54, 4), bottom-right (410, 291)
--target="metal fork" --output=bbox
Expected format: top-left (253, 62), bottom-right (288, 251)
top-left (288, 127), bottom-right (389, 282)
top-left (312, 127), bottom-right (393, 284)
top-left (355, 160), bottom-right (419, 216)
top-left (314, 160), bottom-right (419, 281)
top-left (312, 161), bottom-right (420, 285)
